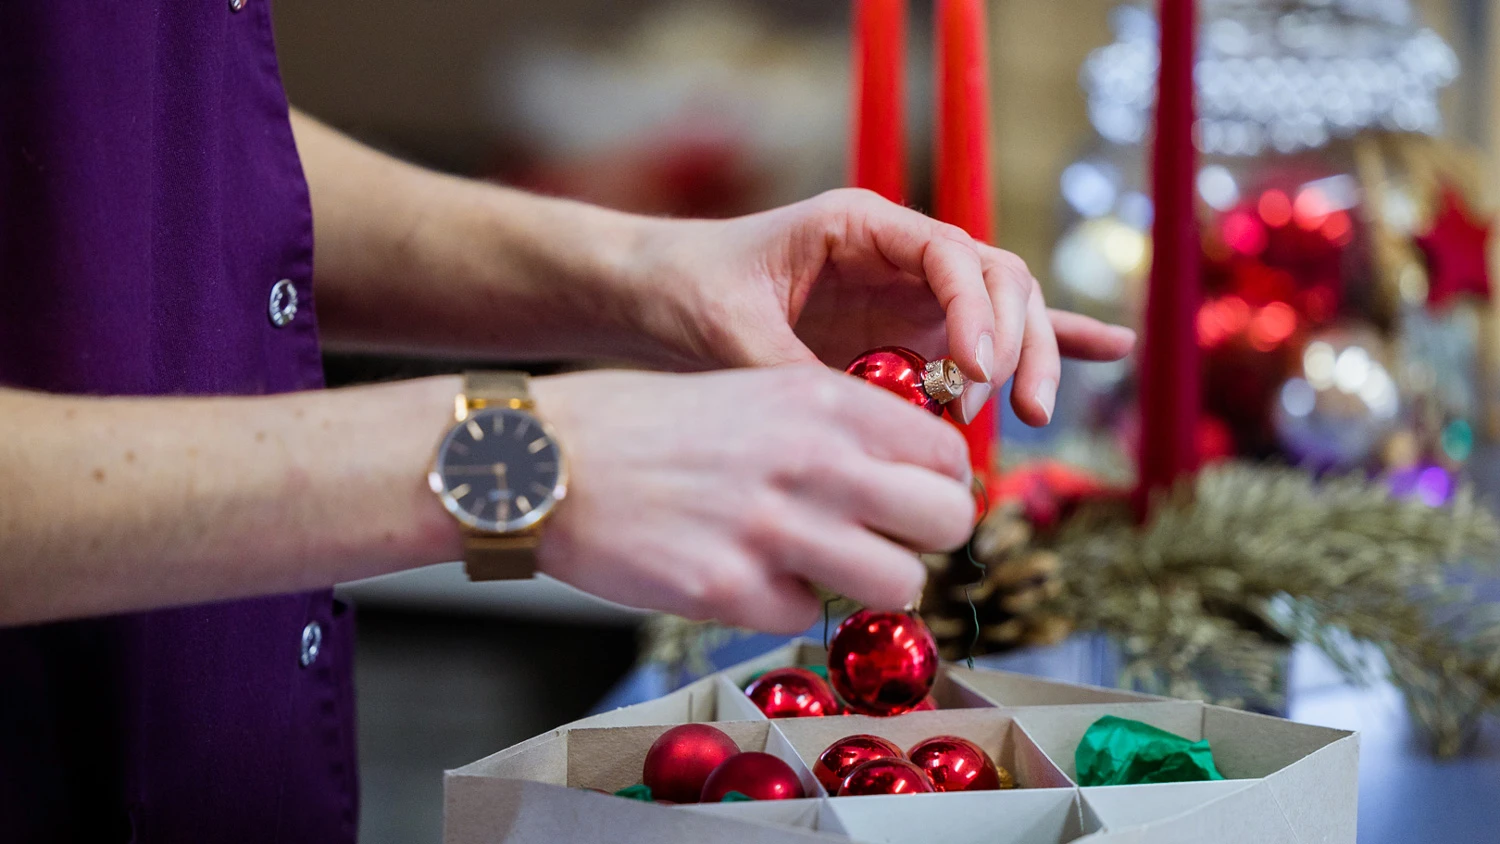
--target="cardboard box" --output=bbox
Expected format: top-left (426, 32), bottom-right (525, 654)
top-left (445, 639), bottom-right (1357, 844)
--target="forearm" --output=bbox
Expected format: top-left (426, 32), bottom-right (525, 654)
top-left (0, 378), bottom-right (464, 625)
top-left (291, 111), bottom-right (665, 362)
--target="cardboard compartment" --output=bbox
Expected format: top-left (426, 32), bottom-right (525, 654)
top-left (1079, 780), bottom-right (1255, 829)
top-left (445, 647), bottom-right (1359, 844)
top-left (771, 708), bottom-right (1075, 796)
top-left (679, 795), bottom-right (849, 834)
top-left (945, 664), bottom-right (1164, 708)
top-left (1010, 701), bottom-right (1352, 782)
top-left (444, 775), bottom-right (849, 844)
top-left (563, 721), bottom-right (820, 797)
top-left (720, 639), bottom-right (998, 719)
top-left (827, 789), bottom-right (1097, 844)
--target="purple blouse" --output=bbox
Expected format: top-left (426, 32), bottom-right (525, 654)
top-left (0, 1), bottom-right (357, 841)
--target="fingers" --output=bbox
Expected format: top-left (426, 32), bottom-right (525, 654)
top-left (720, 570), bottom-right (825, 636)
top-left (821, 461), bottom-right (975, 553)
top-left (819, 191), bottom-right (995, 384)
top-left (1048, 309), bottom-right (1137, 361)
top-left (821, 374), bottom-right (972, 483)
top-left (1011, 280), bottom-right (1062, 426)
top-left (772, 517), bottom-right (929, 612)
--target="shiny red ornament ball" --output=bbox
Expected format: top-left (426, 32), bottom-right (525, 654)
top-left (744, 667), bottom-right (840, 719)
top-left (838, 757), bottom-right (936, 797)
top-left (907, 735), bottom-right (1004, 792)
top-left (845, 347), bottom-right (965, 416)
top-left (642, 724), bottom-right (740, 803)
top-left (827, 610), bottom-right (940, 716)
top-left (700, 752), bottom-right (806, 802)
top-left (812, 734), bottom-right (905, 794)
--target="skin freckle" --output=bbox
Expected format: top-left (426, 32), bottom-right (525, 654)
top-left (91, 468), bottom-right (105, 483)
top-left (64, 409), bottom-right (77, 420)
top-left (124, 450), bottom-right (136, 463)
top-left (255, 431), bottom-right (266, 443)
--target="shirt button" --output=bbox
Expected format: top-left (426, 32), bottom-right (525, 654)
top-left (299, 621), bottom-right (323, 668)
top-left (228, 0), bottom-right (245, 11)
top-left (268, 279), bottom-right (298, 327)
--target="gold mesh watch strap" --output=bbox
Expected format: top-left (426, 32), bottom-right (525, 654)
top-left (464, 536), bottom-right (541, 581)
top-left (459, 371), bottom-right (540, 582)
top-left (459, 370), bottom-right (534, 416)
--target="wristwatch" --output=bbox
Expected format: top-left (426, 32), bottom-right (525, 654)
top-left (428, 372), bottom-right (568, 581)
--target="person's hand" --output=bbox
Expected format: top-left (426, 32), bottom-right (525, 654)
top-left (625, 188), bottom-right (1135, 425)
top-left (529, 366), bottom-right (974, 634)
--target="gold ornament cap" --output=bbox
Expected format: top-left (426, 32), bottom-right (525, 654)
top-left (922, 358), bottom-right (968, 404)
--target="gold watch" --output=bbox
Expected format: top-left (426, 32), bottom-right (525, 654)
top-left (428, 372), bottom-right (568, 581)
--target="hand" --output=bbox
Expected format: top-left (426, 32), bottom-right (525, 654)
top-left (627, 188), bottom-right (1135, 425)
top-left (529, 366), bottom-right (974, 634)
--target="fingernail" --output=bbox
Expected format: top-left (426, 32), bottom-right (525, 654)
top-left (955, 381), bottom-right (993, 425)
top-left (976, 334), bottom-right (994, 383)
top-left (1035, 379), bottom-right (1057, 423)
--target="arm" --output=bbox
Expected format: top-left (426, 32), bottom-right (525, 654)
top-left (0, 378), bottom-right (464, 624)
top-left (291, 111), bottom-right (664, 363)
top-left (291, 111), bottom-right (1135, 423)
top-left (2, 367), bottom-right (972, 632)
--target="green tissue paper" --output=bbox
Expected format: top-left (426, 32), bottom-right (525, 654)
top-left (1075, 715), bottom-right (1227, 786)
top-left (613, 783), bottom-right (654, 802)
top-left (720, 791), bottom-right (754, 802)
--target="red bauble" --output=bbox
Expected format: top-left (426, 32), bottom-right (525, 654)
top-left (744, 667), bottom-right (839, 718)
top-left (845, 347), bottom-right (965, 416)
top-left (700, 752), bottom-right (806, 802)
top-left (812, 734), bottom-right (905, 794)
top-left (827, 610), bottom-right (940, 716)
top-left (907, 735), bottom-right (1004, 792)
top-left (642, 724), bottom-right (740, 803)
top-left (838, 758), bottom-right (935, 796)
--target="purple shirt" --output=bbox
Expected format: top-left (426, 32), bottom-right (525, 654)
top-left (0, 1), bottom-right (357, 841)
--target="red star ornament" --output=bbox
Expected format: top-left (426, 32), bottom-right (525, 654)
top-left (1415, 186), bottom-right (1493, 309)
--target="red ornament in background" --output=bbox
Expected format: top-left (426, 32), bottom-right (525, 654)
top-left (812, 734), bottom-right (905, 794)
top-left (907, 735), bottom-right (1005, 792)
top-left (1416, 185), bottom-right (1493, 309)
top-left (838, 757), bottom-right (936, 796)
top-left (828, 610), bottom-right (940, 716)
top-left (846, 347), bottom-right (967, 416)
top-left (744, 667), bottom-right (840, 719)
top-left (699, 752), bottom-right (806, 802)
top-left (642, 724), bottom-right (740, 804)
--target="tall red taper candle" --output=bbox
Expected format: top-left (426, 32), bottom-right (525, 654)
top-left (935, 0), bottom-right (995, 480)
top-left (852, 0), bottom-right (907, 203)
top-left (1135, 0), bottom-right (1202, 511)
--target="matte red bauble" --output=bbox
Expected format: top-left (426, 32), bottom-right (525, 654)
top-left (838, 758), bottom-right (935, 796)
top-left (700, 752), bottom-right (806, 802)
top-left (846, 347), bottom-right (966, 416)
top-left (907, 735), bottom-right (1006, 792)
top-left (744, 667), bottom-right (839, 718)
top-left (812, 734), bottom-right (905, 794)
top-left (642, 724), bottom-right (739, 803)
top-left (827, 610), bottom-right (940, 716)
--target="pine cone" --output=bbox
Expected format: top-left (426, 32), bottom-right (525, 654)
top-left (920, 501), bottom-right (1073, 659)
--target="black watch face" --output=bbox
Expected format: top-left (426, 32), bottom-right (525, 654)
top-left (429, 407), bottom-right (565, 532)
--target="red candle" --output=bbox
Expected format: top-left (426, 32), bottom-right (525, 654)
top-left (851, 0), bottom-right (907, 203)
top-left (934, 0), bottom-right (995, 480)
top-left (1135, 0), bottom-right (1202, 511)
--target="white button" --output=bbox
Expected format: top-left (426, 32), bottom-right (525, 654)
top-left (300, 621), bottom-right (323, 668)
top-left (268, 279), bottom-right (298, 327)
top-left (229, 0), bottom-right (245, 11)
